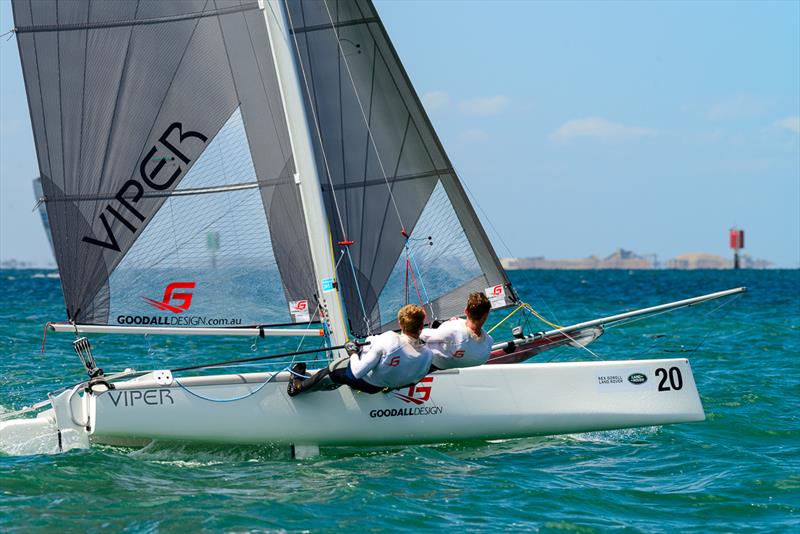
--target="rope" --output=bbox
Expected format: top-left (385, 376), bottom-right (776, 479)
top-left (171, 340), bottom-right (368, 373)
top-left (345, 246), bottom-right (372, 335)
top-left (404, 242), bottom-right (434, 315)
top-left (406, 256), bottom-right (424, 310)
top-left (522, 303), bottom-right (562, 329)
top-left (174, 367), bottom-right (284, 403)
top-left (40, 322), bottom-right (55, 353)
top-left (487, 302), bottom-right (563, 334)
top-left (487, 304), bottom-right (526, 334)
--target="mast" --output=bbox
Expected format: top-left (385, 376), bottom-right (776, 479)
top-left (261, 0), bottom-right (349, 347)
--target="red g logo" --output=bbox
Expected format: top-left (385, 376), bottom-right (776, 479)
top-left (489, 285), bottom-right (503, 296)
top-left (143, 282), bottom-right (195, 313)
top-left (291, 300), bottom-right (308, 312)
top-left (393, 376), bottom-right (434, 405)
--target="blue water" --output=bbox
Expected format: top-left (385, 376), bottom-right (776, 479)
top-left (1, 269), bottom-right (798, 532)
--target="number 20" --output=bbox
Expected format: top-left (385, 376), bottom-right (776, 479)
top-left (655, 367), bottom-right (683, 391)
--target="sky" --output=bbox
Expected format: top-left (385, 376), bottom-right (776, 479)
top-left (1, 0), bottom-right (798, 268)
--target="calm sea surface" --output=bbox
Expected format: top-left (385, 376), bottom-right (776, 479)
top-left (1, 269), bottom-right (798, 532)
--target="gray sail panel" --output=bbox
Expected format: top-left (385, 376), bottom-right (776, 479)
top-left (104, 108), bottom-right (293, 327)
top-left (287, 0), bottom-right (511, 334)
top-left (13, 0), bottom-right (316, 324)
top-left (377, 180), bottom-right (484, 326)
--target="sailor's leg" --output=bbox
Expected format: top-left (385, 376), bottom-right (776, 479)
top-left (287, 357), bottom-right (351, 397)
top-left (328, 364), bottom-right (384, 394)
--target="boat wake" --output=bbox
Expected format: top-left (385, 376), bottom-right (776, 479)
top-left (0, 406), bottom-right (60, 457)
top-left (567, 426), bottom-right (661, 445)
top-left (121, 440), bottom-right (292, 464)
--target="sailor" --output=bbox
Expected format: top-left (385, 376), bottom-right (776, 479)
top-left (421, 292), bottom-right (494, 371)
top-left (287, 304), bottom-right (433, 397)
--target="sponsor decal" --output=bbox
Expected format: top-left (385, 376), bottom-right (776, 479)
top-left (597, 374), bottom-right (624, 385)
top-left (115, 315), bottom-right (243, 327)
top-left (628, 372), bottom-right (647, 385)
top-left (82, 123), bottom-right (208, 252)
top-left (115, 281), bottom-right (244, 326)
top-left (369, 377), bottom-right (443, 418)
top-left (596, 369), bottom-right (656, 392)
top-left (392, 376), bottom-right (433, 405)
top-left (107, 389), bottom-right (174, 408)
top-left (321, 277), bottom-right (335, 293)
top-left (143, 281), bottom-right (195, 313)
top-left (369, 406), bottom-right (444, 418)
top-left (485, 284), bottom-right (507, 309)
top-left (289, 300), bottom-right (310, 323)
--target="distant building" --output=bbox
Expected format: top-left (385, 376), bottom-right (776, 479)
top-left (502, 249), bottom-right (773, 270)
top-left (501, 249), bottom-right (654, 270)
top-left (666, 252), bottom-right (772, 270)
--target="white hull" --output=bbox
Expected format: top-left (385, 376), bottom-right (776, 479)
top-left (1, 359), bottom-right (704, 454)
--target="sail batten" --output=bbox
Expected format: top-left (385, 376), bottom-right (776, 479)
top-left (41, 180), bottom-right (290, 203)
top-left (14, 3), bottom-right (262, 34)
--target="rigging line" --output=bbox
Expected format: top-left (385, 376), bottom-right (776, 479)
top-left (346, 247), bottom-right (373, 335)
top-left (603, 292), bottom-right (743, 332)
top-left (14, 2), bottom-right (261, 33)
top-left (280, 0), bottom-right (375, 332)
top-left (405, 250), bottom-right (425, 311)
top-left (684, 293), bottom-right (744, 354)
top-left (171, 339), bottom-right (369, 373)
top-left (522, 303), bottom-right (562, 329)
top-left (487, 301), bottom-right (562, 335)
top-left (291, 248), bottom-right (348, 354)
top-left (404, 241), bottom-right (433, 314)
top-left (559, 328), bottom-right (604, 361)
top-left (487, 304), bottom-right (526, 334)
top-left (317, 0), bottom-right (405, 232)
top-left (604, 304), bottom-right (693, 330)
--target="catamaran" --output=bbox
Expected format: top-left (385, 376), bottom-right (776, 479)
top-left (1, 0), bottom-right (743, 458)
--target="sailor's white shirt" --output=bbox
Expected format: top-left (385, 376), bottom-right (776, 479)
top-left (350, 331), bottom-right (432, 388)
top-left (420, 318), bottom-right (493, 369)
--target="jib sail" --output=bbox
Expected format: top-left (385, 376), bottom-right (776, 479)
top-left (286, 0), bottom-right (515, 334)
top-left (13, 0), bottom-right (317, 327)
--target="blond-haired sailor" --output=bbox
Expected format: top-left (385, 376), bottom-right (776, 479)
top-left (288, 304), bottom-right (432, 396)
top-left (421, 292), bottom-right (493, 371)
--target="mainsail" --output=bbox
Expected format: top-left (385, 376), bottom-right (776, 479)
top-left (13, 0), bottom-right (319, 328)
top-left (285, 0), bottom-right (515, 335)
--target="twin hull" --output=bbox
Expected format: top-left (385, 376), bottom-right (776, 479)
top-left (82, 359), bottom-right (704, 448)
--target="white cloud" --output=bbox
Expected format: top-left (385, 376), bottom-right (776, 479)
top-left (458, 95), bottom-right (510, 116)
top-left (458, 129), bottom-right (489, 143)
top-left (421, 90), bottom-right (450, 111)
top-left (550, 117), bottom-right (656, 143)
top-left (708, 94), bottom-right (767, 120)
top-left (772, 116), bottom-right (800, 134)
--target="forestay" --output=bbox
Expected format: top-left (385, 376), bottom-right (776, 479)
top-left (13, 0), bottom-right (318, 328)
top-left (285, 0), bottom-right (515, 335)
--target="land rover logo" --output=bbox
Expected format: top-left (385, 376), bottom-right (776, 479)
top-left (628, 373), bottom-right (647, 385)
